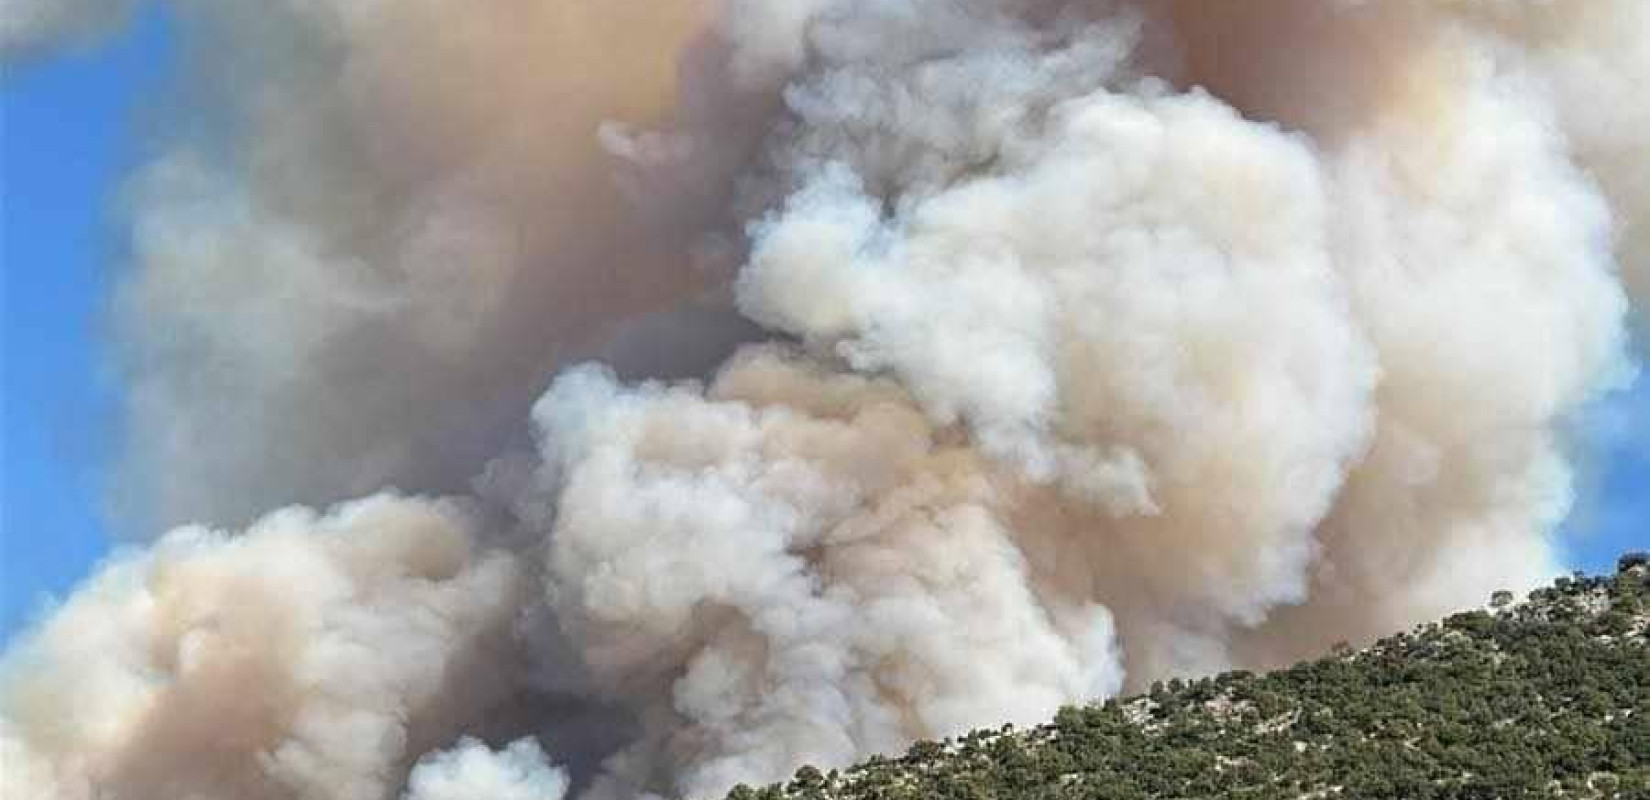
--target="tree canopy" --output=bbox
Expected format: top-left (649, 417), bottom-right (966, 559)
top-left (721, 557), bottom-right (1650, 800)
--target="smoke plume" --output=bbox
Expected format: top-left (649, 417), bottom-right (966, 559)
top-left (4, 1), bottom-right (1647, 798)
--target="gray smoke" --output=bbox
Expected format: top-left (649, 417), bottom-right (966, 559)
top-left (4, 1), bottom-right (1648, 799)
top-left (1, 0), bottom-right (135, 58)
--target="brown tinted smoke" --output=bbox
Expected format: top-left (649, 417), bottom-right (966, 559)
top-left (2, 2), bottom-right (1646, 799)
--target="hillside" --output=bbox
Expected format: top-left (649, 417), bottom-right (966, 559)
top-left (725, 555), bottom-right (1650, 800)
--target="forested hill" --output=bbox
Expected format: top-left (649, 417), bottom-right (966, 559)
top-left (723, 554), bottom-right (1650, 800)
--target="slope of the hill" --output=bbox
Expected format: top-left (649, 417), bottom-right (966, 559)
top-left (725, 555), bottom-right (1650, 800)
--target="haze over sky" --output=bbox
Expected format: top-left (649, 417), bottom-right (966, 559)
top-left (0, 4), bottom-right (1644, 643)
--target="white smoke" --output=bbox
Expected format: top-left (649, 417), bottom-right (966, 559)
top-left (402, 738), bottom-right (569, 800)
top-left (4, 1), bottom-right (1649, 799)
top-left (527, 350), bottom-right (1122, 798)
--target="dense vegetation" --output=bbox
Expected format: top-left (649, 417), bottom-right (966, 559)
top-left (724, 554), bottom-right (1650, 800)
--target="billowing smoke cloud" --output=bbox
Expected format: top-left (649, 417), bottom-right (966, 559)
top-left (403, 739), bottom-right (569, 800)
top-left (4, 1), bottom-right (1648, 799)
top-left (526, 349), bottom-right (1124, 798)
top-left (1, 497), bottom-right (526, 800)
top-left (109, 0), bottom-right (764, 534)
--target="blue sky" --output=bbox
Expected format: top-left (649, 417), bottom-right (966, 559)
top-left (0, 6), bottom-right (1643, 645)
top-left (1, 6), bottom-right (173, 639)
